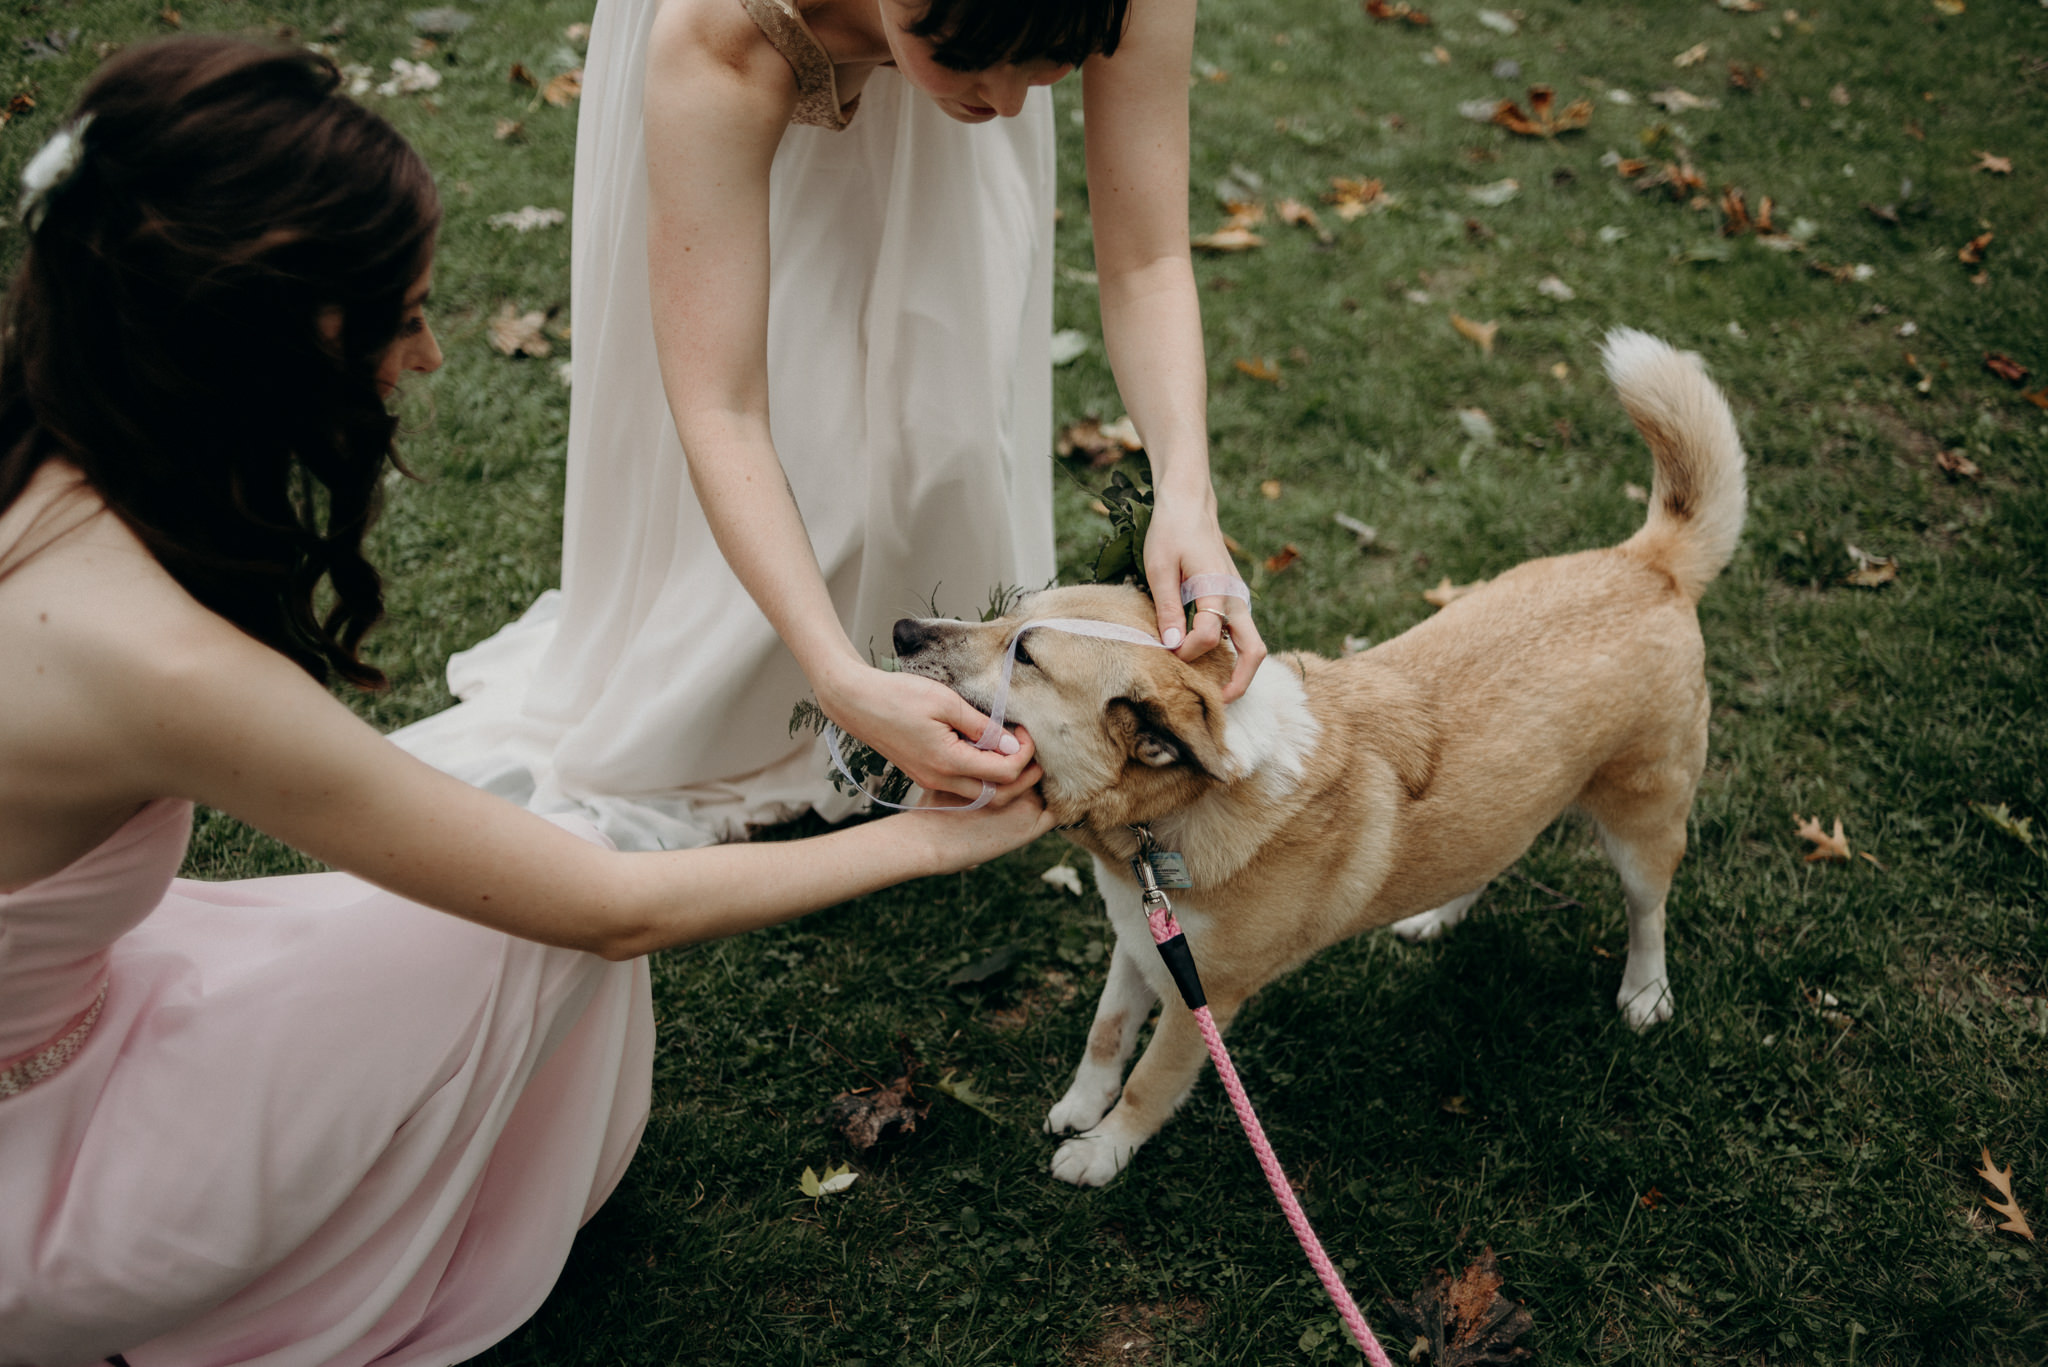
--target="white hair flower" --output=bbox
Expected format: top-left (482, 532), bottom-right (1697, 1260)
top-left (19, 113), bottom-right (92, 232)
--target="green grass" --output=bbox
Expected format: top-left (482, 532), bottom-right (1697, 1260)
top-left (6, 0), bottom-right (2045, 1361)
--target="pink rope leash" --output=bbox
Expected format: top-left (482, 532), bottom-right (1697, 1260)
top-left (1139, 865), bottom-right (1393, 1366)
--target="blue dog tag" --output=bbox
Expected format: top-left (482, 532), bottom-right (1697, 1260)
top-left (1143, 850), bottom-right (1192, 890)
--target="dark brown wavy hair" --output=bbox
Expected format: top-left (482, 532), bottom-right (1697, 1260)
top-left (0, 36), bottom-right (441, 687)
top-left (911, 0), bottom-right (1132, 71)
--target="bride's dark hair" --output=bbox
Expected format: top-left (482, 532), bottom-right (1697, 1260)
top-left (0, 36), bottom-right (441, 687)
top-left (912, 0), bottom-right (1132, 71)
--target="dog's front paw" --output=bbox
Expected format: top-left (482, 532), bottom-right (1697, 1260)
top-left (1050, 1129), bottom-right (1139, 1187)
top-left (1388, 908), bottom-right (1449, 943)
top-left (1618, 976), bottom-right (1674, 1031)
top-left (1045, 1078), bottom-right (1119, 1136)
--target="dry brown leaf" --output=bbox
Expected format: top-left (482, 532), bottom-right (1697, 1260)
top-left (1673, 42), bottom-right (1710, 67)
top-left (1935, 449), bottom-right (1982, 480)
top-left (1491, 85), bottom-right (1594, 137)
top-left (1055, 414), bottom-right (1144, 468)
top-left (1974, 1148), bottom-right (2036, 1241)
top-left (1972, 150), bottom-right (2013, 175)
top-left (493, 118), bottom-right (525, 142)
top-left (1932, 0), bottom-right (1965, 13)
top-left (1276, 197), bottom-right (1333, 242)
top-left (1430, 44), bottom-right (1451, 65)
top-left (1451, 313), bottom-right (1499, 356)
top-left (488, 303), bottom-right (552, 358)
top-left (1263, 544), bottom-right (1302, 574)
top-left (1844, 544), bottom-right (1898, 587)
top-left (1325, 176), bottom-right (1389, 220)
top-left (1958, 231), bottom-right (1994, 265)
top-left (1649, 86), bottom-right (1718, 112)
top-left (1984, 352), bottom-right (2030, 386)
top-left (1728, 60), bottom-right (1767, 91)
top-left (1829, 82), bottom-right (1852, 106)
top-left (1234, 356), bottom-right (1283, 383)
top-left (543, 68), bottom-right (583, 106)
top-left (1423, 576), bottom-right (1487, 608)
top-left (821, 1046), bottom-right (930, 1152)
top-left (0, 94), bottom-right (34, 126)
top-left (1260, 479), bottom-right (1283, 500)
top-left (2024, 390), bottom-right (2048, 410)
top-left (1625, 156), bottom-right (1707, 200)
top-left (1386, 1248), bottom-right (1534, 1366)
top-left (564, 21), bottom-right (591, 44)
top-left (1793, 814), bottom-right (1851, 863)
top-left (1363, 0), bottom-right (1432, 22)
top-left (508, 61), bottom-right (539, 89)
top-left (158, 7), bottom-right (182, 28)
top-left (1191, 226), bottom-right (1266, 252)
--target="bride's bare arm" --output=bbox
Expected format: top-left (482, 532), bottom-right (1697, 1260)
top-left (639, 0), bottom-right (1032, 802)
top-left (122, 613), bottom-right (1053, 960)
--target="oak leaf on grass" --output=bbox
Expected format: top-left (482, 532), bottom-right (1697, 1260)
top-left (1263, 544), bottom-right (1301, 574)
top-left (1972, 150), bottom-right (2013, 175)
top-left (1958, 232), bottom-right (1993, 265)
top-left (1843, 544), bottom-right (1898, 588)
top-left (1490, 85), bottom-right (1593, 137)
top-left (1451, 313), bottom-right (1500, 355)
top-left (1983, 352), bottom-right (2029, 386)
top-left (1386, 1248), bottom-right (1534, 1366)
top-left (542, 67), bottom-right (583, 106)
top-left (488, 303), bottom-right (552, 359)
top-left (1975, 1149), bottom-right (2036, 1241)
top-left (1793, 814), bottom-right (1851, 862)
top-left (1324, 177), bottom-right (1389, 220)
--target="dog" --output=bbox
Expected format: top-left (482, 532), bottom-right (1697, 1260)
top-left (892, 329), bottom-right (1746, 1186)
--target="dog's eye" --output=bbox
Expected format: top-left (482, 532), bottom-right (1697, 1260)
top-left (1012, 636), bottom-right (1035, 668)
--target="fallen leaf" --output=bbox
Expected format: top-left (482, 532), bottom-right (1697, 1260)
top-left (1477, 8), bottom-right (1518, 34)
top-left (1932, 0), bottom-right (1965, 13)
top-left (1264, 544), bottom-right (1302, 574)
top-left (947, 945), bottom-right (1020, 989)
top-left (1451, 313), bottom-right (1500, 355)
top-left (509, 61), bottom-right (539, 88)
top-left (1935, 449), bottom-right (1981, 479)
top-left (1385, 1249), bottom-right (1535, 1367)
top-left (1465, 177), bottom-right (1522, 207)
top-left (1958, 232), bottom-right (1993, 265)
top-left (1324, 176), bottom-right (1389, 219)
top-left (799, 1161), bottom-right (859, 1198)
top-left (1552, 361), bottom-right (1572, 381)
top-left (1537, 274), bottom-right (1575, 301)
top-left (1491, 85), bottom-right (1594, 137)
top-left (1050, 329), bottom-right (1091, 366)
top-left (1673, 42), bottom-right (1710, 67)
top-left (1975, 1148), bottom-right (2036, 1240)
top-left (1234, 356), bottom-right (1283, 383)
top-left (1260, 479), bottom-right (1283, 499)
top-left (487, 304), bottom-right (553, 359)
top-left (1844, 543), bottom-right (1898, 587)
top-left (564, 21), bottom-right (591, 45)
top-left (1625, 156), bottom-right (1708, 199)
top-left (376, 57), bottom-right (441, 97)
top-left (1040, 864), bottom-right (1086, 896)
top-left (1276, 197), bottom-right (1333, 242)
top-left (409, 6), bottom-right (473, 36)
top-left (822, 1046), bottom-right (930, 1151)
top-left (1423, 576), bottom-right (1487, 608)
top-left (930, 1069), bottom-right (1004, 1123)
top-left (543, 67), bottom-right (583, 106)
top-left (1055, 414), bottom-right (1144, 467)
top-left (1793, 814), bottom-right (1852, 862)
top-left (1429, 45), bottom-right (1451, 66)
top-left (1363, 0), bottom-right (1432, 23)
top-left (1191, 225), bottom-right (1266, 252)
top-left (1641, 1186), bottom-right (1666, 1209)
top-left (1972, 150), bottom-right (2013, 175)
top-left (1970, 801), bottom-right (2038, 852)
top-left (1728, 60), bottom-right (1767, 90)
top-left (1648, 86), bottom-right (1718, 112)
top-left (487, 205), bottom-right (565, 233)
top-left (0, 94), bottom-right (34, 126)
top-left (493, 118), bottom-right (525, 141)
top-left (1457, 407), bottom-right (1497, 444)
top-left (2026, 390), bottom-right (2048, 410)
top-left (159, 7), bottom-right (183, 28)
top-left (1719, 0), bottom-right (1764, 9)
top-left (1625, 482), bottom-right (1650, 503)
top-left (1984, 352), bottom-right (2029, 386)
top-left (1333, 511), bottom-right (1378, 549)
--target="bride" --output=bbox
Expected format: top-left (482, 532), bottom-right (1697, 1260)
top-left (389, 0), bottom-right (1267, 849)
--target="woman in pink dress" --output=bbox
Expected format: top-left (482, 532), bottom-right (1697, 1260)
top-left (0, 38), bottom-right (1050, 1367)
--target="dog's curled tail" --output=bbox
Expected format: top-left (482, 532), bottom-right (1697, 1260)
top-left (1603, 327), bottom-right (1748, 602)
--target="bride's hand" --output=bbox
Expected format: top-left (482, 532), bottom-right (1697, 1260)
top-left (912, 772), bottom-right (1058, 870)
top-left (818, 664), bottom-right (1039, 805)
top-left (1144, 489), bottom-right (1267, 701)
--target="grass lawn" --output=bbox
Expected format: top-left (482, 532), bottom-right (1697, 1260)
top-left (6, 0), bottom-right (2045, 1361)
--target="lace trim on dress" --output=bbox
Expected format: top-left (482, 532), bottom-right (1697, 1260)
top-left (0, 974), bottom-right (107, 1099)
top-left (737, 0), bottom-right (858, 130)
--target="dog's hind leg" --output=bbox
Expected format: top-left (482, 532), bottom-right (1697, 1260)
top-left (1047, 941), bottom-right (1158, 1139)
top-left (1050, 994), bottom-right (1241, 1187)
top-left (1583, 778), bottom-right (1696, 1031)
top-left (1387, 889), bottom-right (1484, 943)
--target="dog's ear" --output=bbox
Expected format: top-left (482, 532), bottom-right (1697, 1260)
top-left (1106, 681), bottom-right (1236, 780)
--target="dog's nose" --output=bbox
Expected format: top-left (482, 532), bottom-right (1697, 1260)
top-left (893, 617), bottom-right (935, 659)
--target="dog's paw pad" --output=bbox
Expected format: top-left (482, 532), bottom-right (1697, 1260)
top-left (1618, 979), bottom-right (1674, 1031)
top-left (1050, 1132), bottom-right (1134, 1187)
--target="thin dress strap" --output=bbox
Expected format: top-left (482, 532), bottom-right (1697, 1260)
top-left (736, 0), bottom-right (858, 129)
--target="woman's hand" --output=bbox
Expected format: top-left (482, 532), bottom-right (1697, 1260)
top-left (914, 774), bottom-right (1058, 871)
top-left (1144, 487), bottom-right (1266, 701)
top-left (819, 662), bottom-right (1039, 805)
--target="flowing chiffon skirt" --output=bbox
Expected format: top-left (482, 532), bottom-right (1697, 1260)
top-left (388, 0), bottom-right (1058, 850)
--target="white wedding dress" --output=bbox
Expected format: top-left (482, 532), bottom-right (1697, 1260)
top-left (390, 0), bottom-right (1057, 850)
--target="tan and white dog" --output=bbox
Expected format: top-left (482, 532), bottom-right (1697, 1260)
top-left (893, 329), bottom-right (1746, 1187)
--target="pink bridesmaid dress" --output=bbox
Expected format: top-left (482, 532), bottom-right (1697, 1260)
top-left (0, 798), bottom-right (653, 1367)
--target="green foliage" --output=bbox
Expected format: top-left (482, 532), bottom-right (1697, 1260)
top-left (1088, 465), bottom-right (1155, 590)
